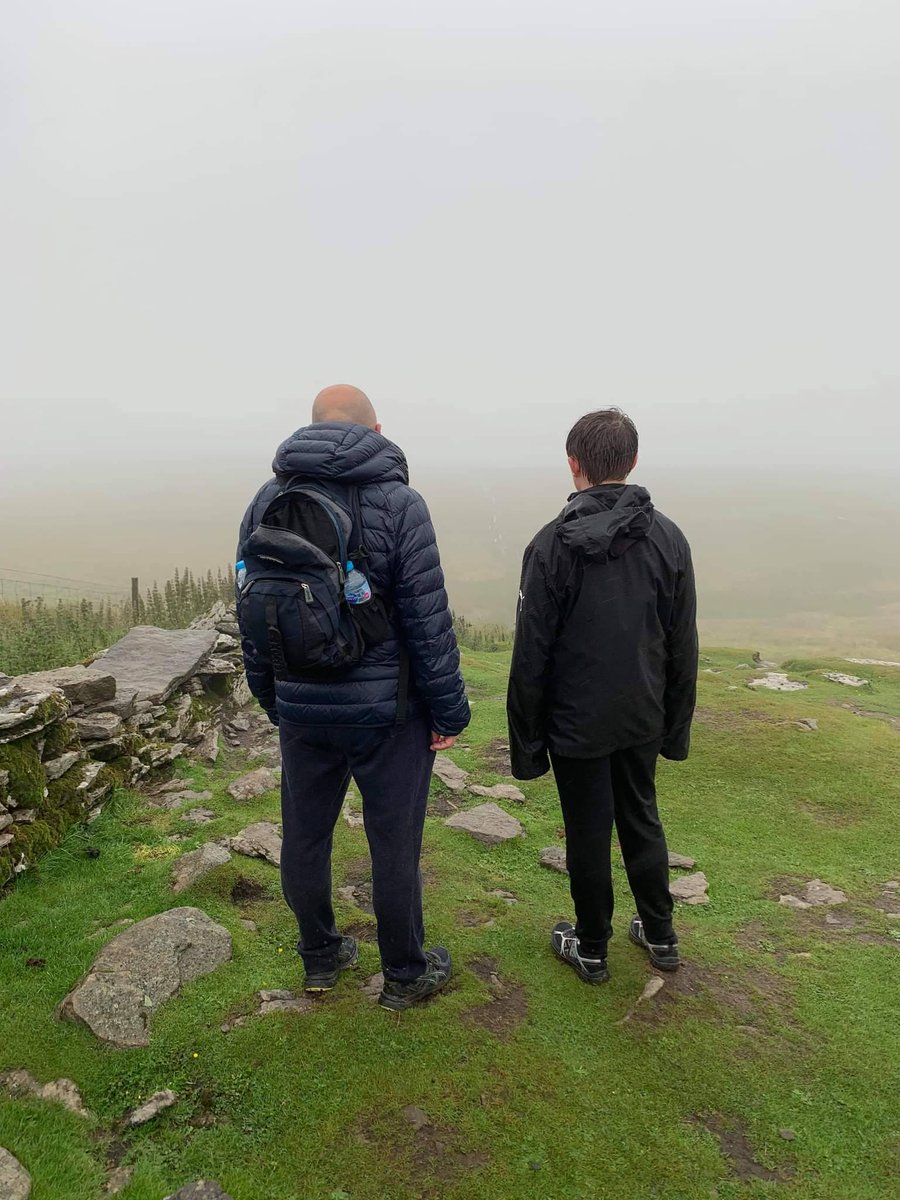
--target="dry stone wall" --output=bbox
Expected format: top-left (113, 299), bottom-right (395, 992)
top-left (0, 602), bottom-right (245, 885)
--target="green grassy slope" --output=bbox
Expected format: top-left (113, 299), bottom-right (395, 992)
top-left (1, 650), bottom-right (898, 1200)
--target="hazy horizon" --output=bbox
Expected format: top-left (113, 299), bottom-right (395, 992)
top-left (3, 3), bottom-right (899, 656)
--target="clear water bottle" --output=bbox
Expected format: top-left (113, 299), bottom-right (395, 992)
top-left (344, 560), bottom-right (372, 605)
top-left (235, 560), bottom-right (247, 590)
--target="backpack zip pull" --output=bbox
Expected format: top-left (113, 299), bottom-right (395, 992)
top-left (300, 583), bottom-right (314, 605)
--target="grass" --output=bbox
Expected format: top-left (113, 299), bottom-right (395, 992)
top-left (1, 649), bottom-right (899, 1199)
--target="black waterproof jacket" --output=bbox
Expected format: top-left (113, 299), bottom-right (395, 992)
top-left (507, 484), bottom-right (697, 779)
top-left (237, 422), bottom-right (470, 735)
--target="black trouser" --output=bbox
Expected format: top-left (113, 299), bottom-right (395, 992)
top-left (550, 740), bottom-right (675, 953)
top-left (279, 712), bottom-right (434, 982)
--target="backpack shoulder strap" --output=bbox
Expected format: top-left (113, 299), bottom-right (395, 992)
top-left (348, 486), bottom-right (369, 562)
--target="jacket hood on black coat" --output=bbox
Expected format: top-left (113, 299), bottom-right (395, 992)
top-left (272, 422), bottom-right (409, 486)
top-left (557, 484), bottom-right (655, 563)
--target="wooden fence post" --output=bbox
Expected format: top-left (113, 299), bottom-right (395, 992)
top-left (131, 577), bottom-right (140, 623)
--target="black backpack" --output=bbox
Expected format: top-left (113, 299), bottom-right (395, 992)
top-left (237, 480), bottom-right (394, 681)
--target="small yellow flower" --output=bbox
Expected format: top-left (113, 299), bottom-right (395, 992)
top-left (192, 1052), bottom-right (199, 1059)
top-left (277, 947), bottom-right (283, 954)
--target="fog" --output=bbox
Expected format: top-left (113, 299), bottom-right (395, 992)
top-left (2, 2), bottom-right (899, 654)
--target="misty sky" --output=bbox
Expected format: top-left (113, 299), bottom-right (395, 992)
top-left (2, 0), bottom-right (899, 484)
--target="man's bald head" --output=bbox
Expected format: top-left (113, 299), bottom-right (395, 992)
top-left (311, 385), bottom-right (380, 431)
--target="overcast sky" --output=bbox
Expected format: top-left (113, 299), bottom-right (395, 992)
top-left (2, 0), bottom-right (899, 494)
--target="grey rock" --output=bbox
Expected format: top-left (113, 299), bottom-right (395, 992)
top-left (779, 894), bottom-right (812, 910)
top-left (58, 906), bottom-right (232, 1047)
top-left (0, 812), bottom-right (12, 833)
top-left (490, 889), bottom-right (519, 904)
top-left (103, 1166), bottom-right (134, 1195)
top-left (227, 767), bottom-right (278, 801)
top-left (361, 972), bottom-right (385, 1001)
top-left (748, 672), bottom-right (808, 692)
top-left (215, 633), bottom-right (239, 652)
top-left (822, 672), bottom-right (868, 688)
top-left (15, 664), bottom-right (116, 707)
top-left (539, 846), bottom-right (568, 873)
top-left (468, 783), bottom-right (526, 803)
top-left (193, 724), bottom-right (220, 763)
top-left (198, 656), bottom-right (238, 676)
top-left (803, 878), bottom-right (848, 906)
top-left (13, 810), bottom-right (36, 824)
top-left (239, 918), bottom-right (257, 931)
top-left (172, 843), bottom-right (232, 894)
top-left (226, 714), bottom-right (251, 733)
top-left (43, 751), bottom-right (83, 781)
top-left (168, 695), bottom-right (194, 741)
top-left (154, 777), bottom-right (195, 794)
top-left (433, 754), bottom-right (469, 792)
top-left (0, 768), bottom-right (9, 796)
top-left (71, 712), bottom-right (123, 741)
top-left (126, 1088), bottom-right (178, 1126)
top-left (182, 808), bottom-right (217, 825)
top-left (164, 1181), bottom-right (233, 1200)
top-left (150, 790), bottom-right (214, 811)
top-left (257, 989), bottom-right (312, 1016)
top-left (0, 1147), bottom-right (31, 1200)
top-left (343, 801), bottom-right (365, 829)
top-left (670, 871), bottom-right (709, 905)
top-left (226, 822), bottom-right (282, 867)
top-left (0, 1069), bottom-right (91, 1117)
top-left (796, 718), bottom-right (819, 731)
top-left (668, 852), bottom-right (697, 869)
top-left (95, 626), bottom-right (218, 704)
top-left (231, 673), bottom-right (253, 707)
top-left (0, 832), bottom-right (14, 850)
top-left (145, 742), bottom-right (188, 768)
top-left (444, 803), bottom-right (525, 846)
top-left (89, 738), bottom-right (128, 763)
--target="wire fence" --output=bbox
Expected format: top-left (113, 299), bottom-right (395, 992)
top-left (0, 567), bottom-right (131, 602)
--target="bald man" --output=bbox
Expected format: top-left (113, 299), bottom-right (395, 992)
top-left (237, 386), bottom-right (470, 1010)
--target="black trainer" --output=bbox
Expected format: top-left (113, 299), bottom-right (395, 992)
top-left (303, 935), bottom-right (360, 992)
top-left (378, 947), bottom-right (453, 1011)
top-left (551, 921), bottom-right (610, 984)
top-left (628, 915), bottom-right (681, 971)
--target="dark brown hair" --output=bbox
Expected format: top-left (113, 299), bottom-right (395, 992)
top-left (566, 408), bottom-right (638, 485)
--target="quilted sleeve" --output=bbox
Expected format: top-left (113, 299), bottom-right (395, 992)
top-left (391, 487), bottom-right (471, 736)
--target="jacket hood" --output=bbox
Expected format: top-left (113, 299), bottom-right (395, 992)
top-left (557, 484), bottom-right (655, 562)
top-left (272, 422), bottom-right (409, 486)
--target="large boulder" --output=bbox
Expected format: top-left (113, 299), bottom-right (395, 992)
top-left (444, 803), bottom-right (525, 846)
top-left (93, 627), bottom-right (218, 704)
top-left (58, 907), bottom-right (232, 1047)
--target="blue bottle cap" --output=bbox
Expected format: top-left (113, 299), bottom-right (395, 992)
top-left (346, 561), bottom-right (354, 572)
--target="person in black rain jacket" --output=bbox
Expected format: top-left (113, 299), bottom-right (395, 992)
top-left (507, 408), bottom-right (697, 983)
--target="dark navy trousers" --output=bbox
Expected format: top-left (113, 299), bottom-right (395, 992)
top-left (279, 712), bottom-right (434, 982)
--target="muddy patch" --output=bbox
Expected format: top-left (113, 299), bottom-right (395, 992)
top-left (344, 920), bottom-right (378, 943)
top-left (456, 910), bottom-right (496, 929)
top-left (427, 794), bottom-right (459, 817)
top-left (834, 701), bottom-right (900, 733)
top-left (338, 857), bottom-right (375, 916)
top-left (694, 707), bottom-right (781, 732)
top-left (630, 959), bottom-right (794, 1032)
top-left (480, 738), bottom-right (512, 776)
top-left (463, 956), bottom-right (527, 1040)
top-left (693, 1113), bottom-right (793, 1182)
top-left (356, 1106), bottom-right (489, 1195)
top-left (230, 876), bottom-right (273, 904)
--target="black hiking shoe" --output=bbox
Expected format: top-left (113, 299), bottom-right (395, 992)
top-left (378, 947), bottom-right (453, 1011)
top-left (628, 916), bottom-right (681, 971)
top-left (551, 921), bottom-right (610, 985)
top-left (303, 936), bottom-right (359, 992)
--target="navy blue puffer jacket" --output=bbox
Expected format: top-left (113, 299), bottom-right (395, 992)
top-left (237, 422), bottom-right (470, 735)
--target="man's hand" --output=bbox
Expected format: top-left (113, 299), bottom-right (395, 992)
top-left (430, 732), bottom-right (457, 751)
